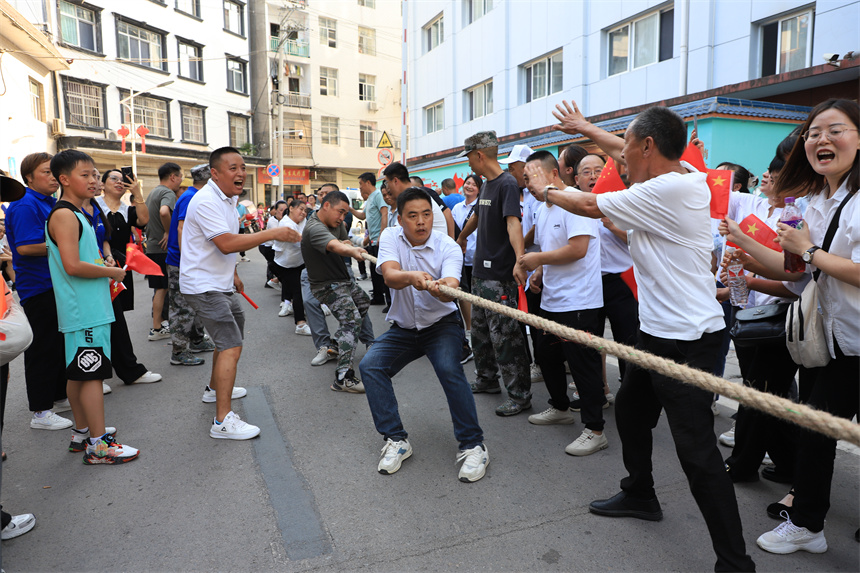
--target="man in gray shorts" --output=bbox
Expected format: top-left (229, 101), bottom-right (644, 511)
top-left (180, 147), bottom-right (301, 440)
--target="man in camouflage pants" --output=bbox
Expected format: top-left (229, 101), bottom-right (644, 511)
top-left (302, 190), bottom-right (371, 393)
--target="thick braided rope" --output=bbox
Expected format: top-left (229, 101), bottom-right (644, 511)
top-left (362, 253), bottom-right (860, 446)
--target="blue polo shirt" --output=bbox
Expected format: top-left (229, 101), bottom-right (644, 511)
top-left (165, 186), bottom-right (198, 267)
top-left (5, 188), bottom-right (57, 303)
top-left (443, 193), bottom-right (465, 210)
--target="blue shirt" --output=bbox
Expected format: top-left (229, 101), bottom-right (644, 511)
top-left (5, 188), bottom-right (57, 302)
top-left (82, 201), bottom-right (107, 256)
top-left (166, 186), bottom-right (198, 267)
top-left (442, 193), bottom-right (465, 210)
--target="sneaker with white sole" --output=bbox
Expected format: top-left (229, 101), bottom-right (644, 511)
top-left (457, 444), bottom-right (489, 482)
top-left (331, 369), bottom-right (365, 393)
top-left (266, 279), bottom-right (279, 289)
top-left (132, 371), bottom-right (162, 384)
top-left (30, 411), bottom-right (73, 430)
top-left (1, 514), bottom-right (36, 540)
top-left (69, 427), bottom-right (118, 452)
top-left (295, 323), bottom-right (311, 336)
top-left (278, 300), bottom-right (293, 317)
top-left (756, 513), bottom-right (827, 554)
top-left (102, 382), bottom-right (112, 394)
top-left (171, 351), bottom-right (205, 366)
top-left (201, 385), bottom-right (248, 403)
top-left (530, 364), bottom-right (544, 383)
top-left (311, 346), bottom-right (337, 366)
top-left (528, 406), bottom-right (576, 425)
top-left (83, 434), bottom-right (139, 464)
top-left (711, 400), bottom-right (721, 416)
top-left (209, 411), bottom-right (260, 440)
top-left (321, 304), bottom-right (331, 316)
top-left (148, 326), bottom-right (171, 341)
top-left (378, 438), bottom-right (412, 474)
top-left (53, 399), bottom-right (72, 413)
top-left (565, 429), bottom-right (609, 456)
top-left (605, 392), bottom-right (615, 404)
top-left (189, 338), bottom-right (216, 353)
top-left (719, 420), bottom-right (736, 448)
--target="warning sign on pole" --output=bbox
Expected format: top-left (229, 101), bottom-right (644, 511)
top-left (378, 149), bottom-right (393, 166)
top-left (377, 131), bottom-right (394, 149)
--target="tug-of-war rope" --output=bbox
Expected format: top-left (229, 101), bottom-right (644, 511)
top-left (362, 253), bottom-right (860, 447)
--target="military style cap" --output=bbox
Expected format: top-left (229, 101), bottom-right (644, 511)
top-left (190, 163), bottom-right (211, 181)
top-left (457, 130), bottom-right (498, 158)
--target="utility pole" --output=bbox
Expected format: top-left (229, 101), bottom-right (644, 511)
top-left (277, 34), bottom-right (285, 200)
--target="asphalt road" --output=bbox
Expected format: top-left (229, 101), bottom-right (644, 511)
top-left (2, 253), bottom-right (858, 572)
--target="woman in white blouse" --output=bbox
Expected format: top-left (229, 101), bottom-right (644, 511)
top-left (272, 199), bottom-right (310, 335)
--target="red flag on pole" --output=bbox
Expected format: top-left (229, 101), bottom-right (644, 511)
top-left (591, 157), bottom-right (627, 195)
top-left (706, 169), bottom-right (733, 219)
top-left (110, 280), bottom-right (127, 301)
top-left (125, 244), bottom-right (163, 276)
top-left (517, 284), bottom-right (528, 313)
top-left (681, 141), bottom-right (708, 172)
top-left (727, 214), bottom-right (782, 252)
top-left (620, 266), bottom-right (638, 300)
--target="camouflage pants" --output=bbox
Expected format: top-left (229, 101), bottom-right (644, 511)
top-left (167, 265), bottom-right (205, 354)
top-left (471, 278), bottom-right (531, 403)
top-left (311, 280), bottom-right (371, 375)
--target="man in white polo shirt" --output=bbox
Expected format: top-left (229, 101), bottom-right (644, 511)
top-left (358, 187), bottom-right (488, 482)
top-left (181, 147), bottom-right (301, 440)
top-left (532, 104), bottom-right (755, 571)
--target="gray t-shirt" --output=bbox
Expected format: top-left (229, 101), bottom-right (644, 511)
top-left (145, 184), bottom-right (176, 254)
top-left (301, 211), bottom-right (350, 288)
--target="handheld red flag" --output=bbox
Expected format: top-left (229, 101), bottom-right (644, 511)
top-left (681, 141), bottom-right (707, 172)
top-left (590, 157), bottom-right (627, 195)
top-left (727, 214), bottom-right (782, 253)
top-left (707, 169), bottom-right (733, 219)
top-left (125, 244), bottom-right (163, 276)
top-left (620, 266), bottom-right (638, 300)
top-left (110, 279), bottom-right (127, 301)
top-left (517, 284), bottom-right (528, 313)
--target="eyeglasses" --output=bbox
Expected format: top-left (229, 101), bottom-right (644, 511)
top-left (107, 176), bottom-right (122, 182)
top-left (802, 124), bottom-right (858, 143)
top-left (578, 169), bottom-right (603, 178)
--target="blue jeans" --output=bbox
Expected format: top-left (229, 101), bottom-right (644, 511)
top-left (300, 268), bottom-right (374, 351)
top-left (358, 313), bottom-right (483, 450)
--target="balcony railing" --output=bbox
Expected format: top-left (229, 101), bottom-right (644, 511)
top-left (284, 92), bottom-right (311, 108)
top-left (270, 37), bottom-right (310, 58)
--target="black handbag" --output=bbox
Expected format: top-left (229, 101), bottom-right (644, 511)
top-left (729, 302), bottom-right (791, 347)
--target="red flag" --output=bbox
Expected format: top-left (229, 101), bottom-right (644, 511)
top-left (110, 279), bottom-right (127, 301)
top-left (131, 228), bottom-right (144, 245)
top-left (517, 284), bottom-right (528, 313)
top-left (727, 214), bottom-right (782, 253)
top-left (681, 141), bottom-right (707, 172)
top-left (591, 157), bottom-right (627, 195)
top-left (125, 244), bottom-right (164, 276)
top-left (707, 169), bottom-right (733, 219)
top-left (620, 266), bottom-right (638, 300)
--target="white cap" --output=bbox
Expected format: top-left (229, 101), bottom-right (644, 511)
top-left (499, 144), bottom-right (534, 165)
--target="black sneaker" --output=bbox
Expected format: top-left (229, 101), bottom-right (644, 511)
top-left (331, 369), bottom-right (365, 393)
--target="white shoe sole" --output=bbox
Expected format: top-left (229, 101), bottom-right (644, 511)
top-left (209, 426), bottom-right (261, 440)
top-left (565, 440), bottom-right (609, 456)
top-left (756, 536), bottom-right (827, 554)
top-left (459, 458), bottom-right (488, 483)
top-left (528, 416), bottom-right (576, 425)
top-left (378, 449), bottom-right (412, 475)
top-left (30, 418), bottom-right (73, 430)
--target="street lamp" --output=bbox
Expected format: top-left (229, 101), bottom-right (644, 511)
top-left (119, 80), bottom-right (174, 178)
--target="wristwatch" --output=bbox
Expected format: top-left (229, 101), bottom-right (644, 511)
top-left (544, 185), bottom-right (557, 206)
top-left (802, 246), bottom-right (820, 263)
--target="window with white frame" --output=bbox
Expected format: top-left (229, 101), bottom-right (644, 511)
top-left (121, 91), bottom-right (170, 138)
top-left (180, 104), bottom-right (205, 143)
top-left (29, 78), bottom-right (44, 122)
top-left (320, 67), bottom-right (338, 96)
top-left (321, 116), bottom-right (339, 145)
top-left (358, 0), bottom-right (375, 7)
top-left (223, 0), bottom-right (245, 36)
top-left (425, 14), bottom-right (443, 52)
top-left (227, 58), bottom-right (246, 93)
top-left (358, 27), bottom-right (376, 56)
top-left (468, 80), bottom-right (493, 120)
top-left (58, 1), bottom-right (99, 52)
top-left (425, 101), bottom-right (444, 134)
top-left (760, 9), bottom-right (813, 76)
top-left (319, 17), bottom-right (337, 47)
top-left (358, 74), bottom-right (376, 102)
top-left (117, 20), bottom-right (165, 70)
top-left (360, 121), bottom-right (377, 148)
top-left (63, 77), bottom-right (105, 128)
top-left (175, 0), bottom-right (200, 18)
top-left (525, 51), bottom-right (562, 103)
top-left (178, 40), bottom-right (203, 81)
top-left (608, 7), bottom-right (674, 77)
top-left (229, 114), bottom-right (249, 147)
top-left (468, 0), bottom-right (493, 24)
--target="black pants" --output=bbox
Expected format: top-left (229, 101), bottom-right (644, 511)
top-left (367, 244), bottom-right (389, 305)
top-left (110, 297), bottom-right (148, 385)
top-left (535, 308), bottom-right (605, 431)
top-left (357, 258), bottom-right (367, 276)
top-left (791, 340), bottom-right (859, 532)
top-left (616, 329), bottom-right (755, 572)
top-left (21, 290), bottom-right (67, 411)
top-left (271, 263), bottom-right (306, 323)
top-left (1, 363), bottom-right (8, 430)
top-left (259, 244), bottom-right (276, 280)
top-left (598, 273), bottom-right (639, 379)
top-left (518, 286), bottom-right (541, 364)
top-left (725, 341), bottom-right (797, 477)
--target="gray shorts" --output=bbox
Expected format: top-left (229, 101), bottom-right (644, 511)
top-left (184, 291), bottom-right (245, 351)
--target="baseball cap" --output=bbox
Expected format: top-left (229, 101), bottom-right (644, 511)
top-left (499, 144), bottom-right (535, 165)
top-left (457, 130), bottom-right (498, 158)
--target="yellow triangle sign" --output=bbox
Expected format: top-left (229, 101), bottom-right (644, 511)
top-left (377, 131), bottom-right (393, 149)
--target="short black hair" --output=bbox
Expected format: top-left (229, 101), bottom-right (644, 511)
top-left (396, 186), bottom-right (433, 214)
top-left (409, 176), bottom-right (424, 187)
top-left (358, 172), bottom-right (376, 186)
top-left (320, 182), bottom-right (339, 192)
top-left (209, 146), bottom-right (241, 169)
top-left (526, 150), bottom-right (559, 172)
top-left (158, 162), bottom-right (182, 181)
top-left (101, 169), bottom-right (121, 183)
top-left (627, 106), bottom-right (687, 160)
top-left (50, 149), bottom-right (94, 181)
top-left (321, 189), bottom-right (348, 208)
top-left (383, 162), bottom-right (410, 182)
top-left (441, 178), bottom-right (455, 190)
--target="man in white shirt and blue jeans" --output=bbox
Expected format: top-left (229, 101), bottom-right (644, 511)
top-left (359, 187), bottom-right (488, 482)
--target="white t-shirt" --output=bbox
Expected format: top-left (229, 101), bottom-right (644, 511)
top-left (533, 191), bottom-right (602, 312)
top-left (261, 215), bottom-right (278, 247)
top-left (179, 180), bottom-right (239, 295)
top-left (451, 198), bottom-right (477, 266)
top-left (377, 226), bottom-right (463, 330)
top-left (599, 226), bottom-right (633, 275)
top-left (522, 187), bottom-right (540, 254)
top-left (274, 217), bottom-right (305, 268)
top-left (596, 168), bottom-right (725, 340)
top-left (391, 196), bottom-right (447, 237)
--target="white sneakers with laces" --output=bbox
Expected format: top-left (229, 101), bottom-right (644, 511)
top-left (529, 364), bottom-right (543, 383)
top-left (378, 438), bottom-right (412, 474)
top-left (278, 300), bottom-right (293, 317)
top-left (209, 411), bottom-right (260, 440)
top-left (201, 385), bottom-right (247, 403)
top-left (457, 444), bottom-right (489, 482)
top-left (719, 420), bottom-right (736, 447)
top-left (30, 411), bottom-right (73, 430)
top-left (295, 323), bottom-right (311, 336)
top-left (565, 429), bottom-right (609, 456)
top-left (756, 512), bottom-right (827, 554)
top-left (528, 406), bottom-right (576, 425)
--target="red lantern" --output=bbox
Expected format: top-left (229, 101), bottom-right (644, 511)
top-left (136, 125), bottom-right (150, 154)
top-left (117, 125), bottom-right (130, 154)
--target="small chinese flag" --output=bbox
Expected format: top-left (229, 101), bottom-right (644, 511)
top-left (125, 244), bottom-right (163, 276)
top-left (727, 214), bottom-right (782, 253)
top-left (591, 158), bottom-right (627, 195)
top-left (681, 141), bottom-right (708, 172)
top-left (110, 280), bottom-right (126, 301)
top-left (517, 284), bottom-right (528, 313)
top-left (131, 228), bottom-right (144, 245)
top-left (707, 169), bottom-right (733, 219)
top-left (620, 266), bottom-right (638, 300)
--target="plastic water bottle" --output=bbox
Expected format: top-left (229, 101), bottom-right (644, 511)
top-left (780, 197), bottom-right (806, 273)
top-left (726, 247), bottom-right (749, 307)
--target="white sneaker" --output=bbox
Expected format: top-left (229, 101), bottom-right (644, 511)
top-left (757, 513), bottom-right (827, 554)
top-left (528, 406), bottom-right (576, 425)
top-left (30, 411), bottom-right (73, 430)
top-left (209, 411), bottom-right (260, 440)
top-left (530, 364), bottom-right (543, 383)
top-left (321, 303), bottom-right (331, 316)
top-left (457, 444), bottom-right (489, 482)
top-left (201, 385), bottom-right (248, 403)
top-left (711, 400), bottom-right (721, 416)
top-left (568, 381), bottom-right (577, 391)
top-left (53, 399), bottom-right (71, 413)
top-left (762, 452), bottom-right (773, 466)
top-left (102, 382), bottom-right (112, 394)
top-left (604, 392), bottom-right (615, 404)
top-left (719, 420), bottom-right (736, 447)
top-left (132, 371), bottom-right (162, 384)
top-left (239, 256), bottom-right (251, 262)
top-left (295, 323), bottom-right (312, 336)
top-left (1, 513), bottom-right (36, 540)
top-left (266, 279), bottom-right (279, 289)
top-left (311, 346), bottom-right (335, 366)
top-left (564, 429), bottom-right (609, 456)
top-left (378, 438), bottom-right (412, 474)
top-left (278, 301), bottom-right (293, 317)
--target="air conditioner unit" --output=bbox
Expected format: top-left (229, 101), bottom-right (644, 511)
top-left (51, 118), bottom-right (66, 137)
top-left (368, 102), bottom-right (378, 112)
top-left (105, 130), bottom-right (119, 141)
